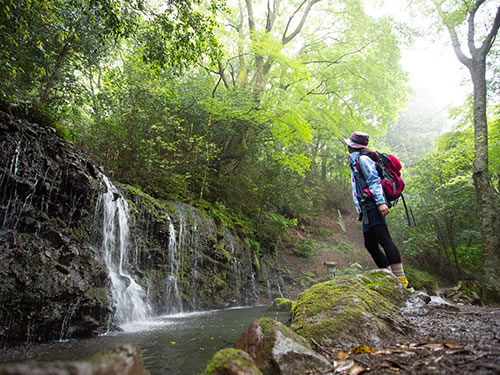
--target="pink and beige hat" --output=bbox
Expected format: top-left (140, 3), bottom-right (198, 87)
top-left (344, 131), bottom-right (369, 149)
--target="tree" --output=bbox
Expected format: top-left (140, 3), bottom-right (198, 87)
top-left (392, 129), bottom-right (482, 281)
top-left (210, 0), bottom-right (409, 173)
top-left (0, 0), bottom-right (223, 116)
top-left (421, 0), bottom-right (500, 297)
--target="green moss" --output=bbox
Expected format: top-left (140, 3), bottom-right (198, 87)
top-left (123, 184), bottom-right (177, 215)
top-left (85, 287), bottom-right (110, 306)
top-left (271, 297), bottom-right (296, 312)
top-left (216, 242), bottom-right (232, 264)
top-left (292, 239), bottom-right (317, 258)
top-left (404, 265), bottom-right (441, 293)
top-left (202, 348), bottom-right (262, 375)
top-left (291, 272), bottom-right (407, 345)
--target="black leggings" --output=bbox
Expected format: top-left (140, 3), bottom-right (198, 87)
top-left (363, 224), bottom-right (401, 268)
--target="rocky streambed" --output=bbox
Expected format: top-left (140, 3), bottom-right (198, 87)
top-left (2, 270), bottom-right (498, 374)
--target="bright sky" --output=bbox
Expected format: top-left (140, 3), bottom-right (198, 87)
top-left (365, 0), bottom-right (471, 109)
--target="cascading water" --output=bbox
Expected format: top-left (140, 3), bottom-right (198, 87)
top-left (164, 215), bottom-right (183, 314)
top-left (96, 175), bottom-right (151, 325)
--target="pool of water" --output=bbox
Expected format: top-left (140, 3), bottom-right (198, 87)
top-left (0, 306), bottom-right (290, 375)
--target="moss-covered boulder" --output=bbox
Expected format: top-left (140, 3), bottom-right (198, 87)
top-left (201, 348), bottom-right (262, 375)
top-left (291, 270), bottom-right (412, 350)
top-left (233, 318), bottom-right (330, 375)
top-left (270, 298), bottom-right (295, 312)
top-left (0, 344), bottom-right (149, 375)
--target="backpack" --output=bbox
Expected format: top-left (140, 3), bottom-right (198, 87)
top-left (356, 150), bottom-right (415, 226)
top-left (355, 150), bottom-right (405, 205)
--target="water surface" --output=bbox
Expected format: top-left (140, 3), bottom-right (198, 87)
top-left (0, 306), bottom-right (290, 375)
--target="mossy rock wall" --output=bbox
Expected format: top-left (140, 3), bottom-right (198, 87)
top-left (118, 190), bottom-right (283, 313)
top-left (0, 111), bottom-right (285, 344)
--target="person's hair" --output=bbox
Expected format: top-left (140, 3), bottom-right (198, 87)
top-left (348, 146), bottom-right (374, 154)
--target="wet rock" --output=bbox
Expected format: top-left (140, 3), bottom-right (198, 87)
top-left (234, 318), bottom-right (330, 375)
top-left (40, 229), bottom-right (66, 248)
top-left (202, 348), bottom-right (263, 375)
top-left (0, 109), bottom-right (284, 343)
top-left (291, 270), bottom-right (412, 350)
top-left (428, 296), bottom-right (461, 312)
top-left (0, 232), bottom-right (112, 343)
top-left (400, 293), bottom-right (429, 316)
top-left (0, 344), bottom-right (149, 375)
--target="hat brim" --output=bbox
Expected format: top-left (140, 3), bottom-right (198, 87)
top-left (344, 138), bottom-right (368, 149)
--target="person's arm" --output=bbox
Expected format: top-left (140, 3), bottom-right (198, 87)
top-left (358, 155), bottom-right (389, 216)
top-left (350, 169), bottom-right (362, 214)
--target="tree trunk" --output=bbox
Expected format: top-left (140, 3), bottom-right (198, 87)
top-left (40, 40), bottom-right (73, 105)
top-left (445, 215), bottom-right (462, 279)
top-left (440, 2), bottom-right (500, 298)
top-left (469, 57), bottom-right (500, 295)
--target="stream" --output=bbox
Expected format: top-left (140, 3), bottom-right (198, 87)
top-left (0, 306), bottom-right (290, 375)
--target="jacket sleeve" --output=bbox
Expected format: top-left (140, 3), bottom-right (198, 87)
top-left (358, 155), bottom-right (386, 206)
top-left (350, 169), bottom-right (361, 213)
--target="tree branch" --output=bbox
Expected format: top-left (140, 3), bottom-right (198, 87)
top-left (282, 0), bottom-right (322, 45)
top-left (266, 0), bottom-right (281, 32)
top-left (467, 0), bottom-right (483, 55)
top-left (434, 1), bottom-right (472, 68)
top-left (447, 25), bottom-right (472, 68)
top-left (302, 41), bottom-right (374, 66)
top-left (479, 4), bottom-right (500, 56)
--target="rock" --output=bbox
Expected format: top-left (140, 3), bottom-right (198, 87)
top-left (428, 296), bottom-right (461, 312)
top-left (270, 298), bottom-right (295, 312)
top-left (444, 280), bottom-right (482, 305)
top-left (202, 348), bottom-right (263, 375)
top-left (234, 318), bottom-right (330, 375)
top-left (0, 110), bottom-right (285, 343)
top-left (291, 270), bottom-right (412, 350)
top-left (0, 344), bottom-right (150, 375)
top-left (400, 293), bottom-right (429, 316)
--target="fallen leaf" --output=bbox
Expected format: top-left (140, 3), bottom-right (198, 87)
top-left (444, 343), bottom-right (464, 350)
top-left (336, 360), bottom-right (355, 372)
top-left (374, 350), bottom-right (393, 355)
top-left (170, 341), bottom-right (176, 344)
top-left (350, 345), bottom-right (375, 354)
top-left (423, 343), bottom-right (444, 350)
top-left (349, 364), bottom-right (366, 374)
top-left (337, 352), bottom-right (349, 360)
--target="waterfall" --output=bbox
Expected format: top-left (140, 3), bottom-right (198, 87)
top-left (96, 175), bottom-right (151, 325)
top-left (164, 215), bottom-right (183, 314)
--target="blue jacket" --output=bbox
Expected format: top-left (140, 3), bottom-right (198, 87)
top-left (349, 151), bottom-right (386, 213)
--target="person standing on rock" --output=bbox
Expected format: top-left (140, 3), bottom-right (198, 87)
top-left (344, 131), bottom-right (411, 289)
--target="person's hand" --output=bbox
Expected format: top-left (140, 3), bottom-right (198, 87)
top-left (377, 203), bottom-right (389, 217)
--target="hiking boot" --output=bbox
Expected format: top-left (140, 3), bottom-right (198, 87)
top-left (398, 276), bottom-right (415, 292)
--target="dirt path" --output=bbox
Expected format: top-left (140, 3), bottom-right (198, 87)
top-left (310, 302), bottom-right (500, 374)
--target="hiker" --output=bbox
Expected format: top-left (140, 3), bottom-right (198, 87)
top-left (344, 131), bottom-right (411, 289)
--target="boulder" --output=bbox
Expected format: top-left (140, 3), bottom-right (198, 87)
top-left (270, 298), bottom-right (295, 312)
top-left (234, 318), bottom-right (330, 375)
top-left (291, 269), bottom-right (412, 350)
top-left (0, 344), bottom-right (149, 375)
top-left (202, 348), bottom-right (262, 375)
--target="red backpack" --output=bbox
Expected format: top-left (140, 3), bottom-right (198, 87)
top-left (356, 150), bottom-right (415, 226)
top-left (356, 151), bottom-right (405, 205)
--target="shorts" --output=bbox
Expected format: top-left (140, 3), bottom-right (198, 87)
top-left (362, 206), bottom-right (387, 233)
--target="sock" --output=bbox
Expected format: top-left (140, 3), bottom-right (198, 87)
top-left (390, 263), bottom-right (409, 288)
top-left (390, 263), bottom-right (405, 278)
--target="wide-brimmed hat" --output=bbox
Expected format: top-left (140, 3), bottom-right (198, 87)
top-left (344, 131), bottom-right (369, 149)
